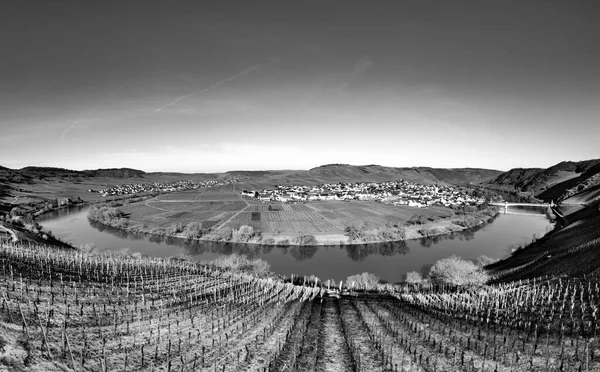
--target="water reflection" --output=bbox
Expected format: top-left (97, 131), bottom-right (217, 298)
top-left (86, 212), bottom-right (496, 262)
top-left (89, 219), bottom-right (147, 241)
top-left (287, 245), bottom-right (318, 261)
top-left (344, 241), bottom-right (410, 261)
top-left (40, 206), bottom-right (554, 283)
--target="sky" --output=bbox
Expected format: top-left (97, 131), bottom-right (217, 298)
top-left (1, 1), bottom-right (599, 173)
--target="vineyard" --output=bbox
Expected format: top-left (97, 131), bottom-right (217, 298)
top-left (2, 241), bottom-right (600, 371)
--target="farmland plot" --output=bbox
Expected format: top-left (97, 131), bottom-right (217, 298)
top-left (194, 185), bottom-right (242, 201)
top-left (117, 195), bottom-right (455, 243)
top-left (155, 191), bottom-right (199, 201)
top-left (187, 201), bottom-right (247, 212)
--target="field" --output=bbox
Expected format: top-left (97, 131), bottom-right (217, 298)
top-left (1, 241), bottom-right (599, 371)
top-left (115, 185), bottom-right (456, 244)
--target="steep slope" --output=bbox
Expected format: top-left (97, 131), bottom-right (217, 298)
top-left (486, 168), bottom-right (543, 189)
top-left (487, 203), bottom-right (600, 281)
top-left (412, 167), bottom-right (503, 184)
top-left (488, 158), bottom-right (600, 203)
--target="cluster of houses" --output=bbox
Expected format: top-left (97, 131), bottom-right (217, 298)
top-left (90, 178), bottom-right (240, 197)
top-left (241, 180), bottom-right (485, 208)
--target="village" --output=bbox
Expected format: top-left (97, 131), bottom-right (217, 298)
top-left (241, 180), bottom-right (485, 208)
top-left (90, 177), bottom-right (241, 197)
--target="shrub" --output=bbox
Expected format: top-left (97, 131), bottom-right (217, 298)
top-left (344, 224), bottom-right (364, 242)
top-left (407, 215), bottom-right (428, 225)
top-left (346, 272), bottom-right (380, 290)
top-left (324, 278), bottom-right (337, 288)
top-left (376, 225), bottom-right (406, 241)
top-left (230, 225), bottom-right (262, 242)
top-left (169, 221), bottom-right (185, 234)
top-left (429, 255), bottom-right (489, 286)
top-left (88, 206), bottom-right (125, 224)
top-left (452, 215), bottom-right (480, 228)
top-left (405, 271), bottom-right (423, 284)
top-left (210, 254), bottom-right (270, 273)
top-left (232, 225), bottom-right (254, 242)
top-left (418, 227), bottom-right (445, 237)
top-left (262, 237), bottom-right (275, 245)
top-left (214, 228), bottom-right (233, 241)
top-left (277, 239), bottom-right (290, 247)
top-left (183, 222), bottom-right (204, 239)
top-left (293, 234), bottom-right (318, 246)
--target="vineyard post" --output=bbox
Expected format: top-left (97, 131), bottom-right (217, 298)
top-left (2, 293), bottom-right (12, 323)
top-left (18, 303), bottom-right (30, 339)
top-left (35, 309), bottom-right (52, 359)
top-left (63, 328), bottom-right (76, 371)
top-left (586, 339), bottom-right (590, 372)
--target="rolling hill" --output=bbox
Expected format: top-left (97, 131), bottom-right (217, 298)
top-left (0, 166), bottom-right (147, 181)
top-left (268, 164), bottom-right (502, 185)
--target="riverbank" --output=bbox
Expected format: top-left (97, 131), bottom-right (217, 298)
top-left (86, 205), bottom-right (500, 246)
top-left (0, 221), bottom-right (74, 248)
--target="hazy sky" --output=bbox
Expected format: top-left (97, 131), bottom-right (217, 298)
top-left (1, 1), bottom-right (599, 172)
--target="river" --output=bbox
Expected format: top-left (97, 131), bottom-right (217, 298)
top-left (39, 206), bottom-right (553, 283)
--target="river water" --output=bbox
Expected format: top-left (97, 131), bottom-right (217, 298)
top-left (39, 206), bottom-right (553, 283)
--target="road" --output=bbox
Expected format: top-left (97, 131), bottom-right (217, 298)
top-left (0, 224), bottom-right (18, 242)
top-left (489, 202), bottom-right (550, 207)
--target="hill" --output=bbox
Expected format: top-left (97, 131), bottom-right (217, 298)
top-left (487, 158), bottom-right (600, 203)
top-left (0, 166), bottom-right (147, 181)
top-left (276, 164), bottom-right (502, 185)
top-left (82, 168), bottom-right (146, 178)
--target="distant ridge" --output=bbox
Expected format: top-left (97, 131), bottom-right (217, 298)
top-left (82, 168), bottom-right (145, 178)
top-left (0, 166), bottom-right (145, 180)
top-left (1, 163), bottom-right (502, 186)
top-left (293, 164), bottom-right (502, 185)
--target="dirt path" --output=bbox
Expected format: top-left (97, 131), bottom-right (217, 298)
top-left (296, 299), bottom-right (323, 370)
top-left (338, 298), bottom-right (389, 371)
top-left (209, 197), bottom-right (251, 232)
top-left (314, 298), bottom-right (354, 372)
top-left (0, 224), bottom-right (18, 242)
top-left (144, 200), bottom-right (167, 211)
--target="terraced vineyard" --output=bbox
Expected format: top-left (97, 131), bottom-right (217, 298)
top-left (2, 242), bottom-right (598, 371)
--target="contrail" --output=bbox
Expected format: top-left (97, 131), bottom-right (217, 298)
top-left (61, 84), bottom-right (126, 140)
top-left (60, 109), bottom-right (95, 140)
top-left (150, 65), bottom-right (261, 115)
